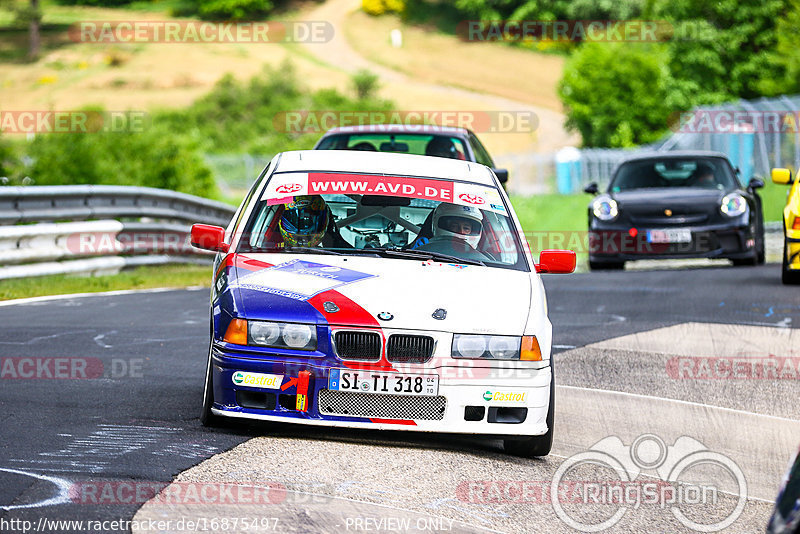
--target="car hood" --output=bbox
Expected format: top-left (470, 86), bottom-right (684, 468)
top-left (229, 253), bottom-right (533, 334)
top-left (611, 188), bottom-right (727, 207)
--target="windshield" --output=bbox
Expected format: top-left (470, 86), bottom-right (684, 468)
top-left (237, 172), bottom-right (527, 271)
top-left (610, 157), bottom-right (739, 192)
top-left (316, 133), bottom-right (469, 160)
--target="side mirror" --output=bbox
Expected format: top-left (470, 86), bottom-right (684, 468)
top-left (493, 168), bottom-right (509, 184)
top-left (191, 224), bottom-right (229, 253)
top-left (535, 249), bottom-right (576, 274)
top-left (772, 168), bottom-right (793, 185)
top-left (748, 177), bottom-right (764, 190)
top-left (583, 182), bottom-right (599, 195)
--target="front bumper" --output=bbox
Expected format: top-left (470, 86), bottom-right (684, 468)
top-left (209, 345), bottom-right (551, 437)
top-left (588, 222), bottom-right (756, 262)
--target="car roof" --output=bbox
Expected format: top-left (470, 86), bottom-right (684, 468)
top-left (620, 150), bottom-right (733, 163)
top-left (273, 150), bottom-right (496, 186)
top-left (321, 124), bottom-right (470, 136)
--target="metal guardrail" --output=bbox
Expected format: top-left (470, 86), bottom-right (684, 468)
top-left (0, 186), bottom-right (237, 280)
top-left (0, 185), bottom-right (235, 226)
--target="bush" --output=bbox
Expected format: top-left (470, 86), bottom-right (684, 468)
top-left (26, 121), bottom-right (217, 197)
top-left (362, 0), bottom-right (404, 16)
top-left (196, 0), bottom-right (273, 21)
top-left (351, 69), bottom-right (380, 100)
top-left (173, 0), bottom-right (276, 21)
top-left (559, 43), bottom-right (674, 147)
top-left (154, 62), bottom-right (394, 155)
top-left (53, 0), bottom-right (135, 6)
top-left (0, 136), bottom-right (17, 180)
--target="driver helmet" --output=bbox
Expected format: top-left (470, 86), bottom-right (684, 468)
top-left (425, 137), bottom-right (459, 159)
top-left (432, 203), bottom-right (483, 248)
top-left (279, 195), bottom-right (329, 247)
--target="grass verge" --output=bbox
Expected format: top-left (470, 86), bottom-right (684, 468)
top-left (511, 194), bottom-right (589, 268)
top-left (0, 264), bottom-right (211, 301)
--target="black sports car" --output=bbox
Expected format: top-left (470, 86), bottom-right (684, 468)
top-left (584, 151), bottom-right (765, 270)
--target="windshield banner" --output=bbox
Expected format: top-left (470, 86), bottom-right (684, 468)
top-left (263, 172), bottom-right (506, 213)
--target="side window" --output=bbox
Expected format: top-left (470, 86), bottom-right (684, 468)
top-left (469, 134), bottom-right (494, 168)
top-left (227, 162), bottom-right (269, 238)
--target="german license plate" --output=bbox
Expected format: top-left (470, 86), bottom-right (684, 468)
top-left (328, 369), bottom-right (439, 396)
top-left (647, 229), bottom-right (692, 243)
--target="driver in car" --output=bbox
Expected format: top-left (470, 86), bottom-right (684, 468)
top-left (279, 195), bottom-right (350, 248)
top-left (415, 203), bottom-right (490, 260)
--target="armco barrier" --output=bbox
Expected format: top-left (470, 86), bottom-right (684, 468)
top-left (0, 186), bottom-right (237, 280)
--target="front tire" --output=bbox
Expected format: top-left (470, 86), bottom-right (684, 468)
top-left (589, 259), bottom-right (624, 271)
top-left (504, 363), bottom-right (554, 458)
top-left (201, 343), bottom-right (222, 427)
top-left (782, 237), bottom-right (800, 285)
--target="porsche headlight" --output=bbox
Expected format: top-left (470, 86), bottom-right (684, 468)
top-left (246, 320), bottom-right (316, 351)
top-left (452, 335), bottom-right (541, 361)
top-left (592, 196), bottom-right (619, 221)
top-left (721, 193), bottom-right (747, 217)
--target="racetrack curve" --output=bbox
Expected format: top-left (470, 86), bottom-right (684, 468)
top-left (0, 263), bottom-right (797, 533)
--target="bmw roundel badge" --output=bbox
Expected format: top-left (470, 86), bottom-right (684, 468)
top-left (377, 312), bottom-right (394, 321)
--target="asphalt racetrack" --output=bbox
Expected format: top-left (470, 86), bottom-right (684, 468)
top-left (1, 263), bottom-right (798, 533)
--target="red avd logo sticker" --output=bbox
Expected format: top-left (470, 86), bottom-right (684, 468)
top-left (458, 193), bottom-right (485, 205)
top-left (276, 183), bottom-right (302, 194)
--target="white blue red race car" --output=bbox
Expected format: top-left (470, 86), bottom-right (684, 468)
top-left (190, 150), bottom-right (575, 457)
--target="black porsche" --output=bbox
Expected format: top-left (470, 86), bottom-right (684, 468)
top-left (584, 151), bottom-right (765, 270)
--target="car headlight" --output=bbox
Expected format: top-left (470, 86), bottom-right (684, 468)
top-left (721, 193), bottom-right (747, 217)
top-left (226, 319), bottom-right (317, 350)
top-left (452, 335), bottom-right (541, 361)
top-left (592, 196), bottom-right (618, 221)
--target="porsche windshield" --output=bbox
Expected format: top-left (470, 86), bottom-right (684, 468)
top-left (238, 175), bottom-right (526, 271)
top-left (610, 158), bottom-right (739, 192)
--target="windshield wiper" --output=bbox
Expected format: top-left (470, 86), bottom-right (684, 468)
top-left (377, 248), bottom-right (485, 266)
top-left (284, 246), bottom-right (344, 256)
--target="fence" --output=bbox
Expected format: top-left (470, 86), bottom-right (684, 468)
top-left (0, 185), bottom-right (236, 280)
top-left (530, 94), bottom-right (800, 193)
top-left (201, 95), bottom-right (800, 196)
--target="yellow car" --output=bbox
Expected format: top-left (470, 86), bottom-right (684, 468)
top-left (771, 168), bottom-right (800, 284)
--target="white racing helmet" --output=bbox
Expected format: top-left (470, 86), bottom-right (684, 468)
top-left (432, 203), bottom-right (484, 248)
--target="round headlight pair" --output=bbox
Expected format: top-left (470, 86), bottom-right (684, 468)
top-left (721, 193), bottom-right (747, 217)
top-left (592, 196), bottom-right (619, 221)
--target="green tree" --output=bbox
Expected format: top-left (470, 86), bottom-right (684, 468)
top-left (559, 43), bottom-right (674, 147)
top-left (0, 136), bottom-right (17, 179)
top-left (654, 0), bottom-right (787, 103)
top-left (759, 0), bottom-right (800, 95)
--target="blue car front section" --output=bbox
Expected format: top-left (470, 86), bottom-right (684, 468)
top-left (209, 265), bottom-right (373, 424)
